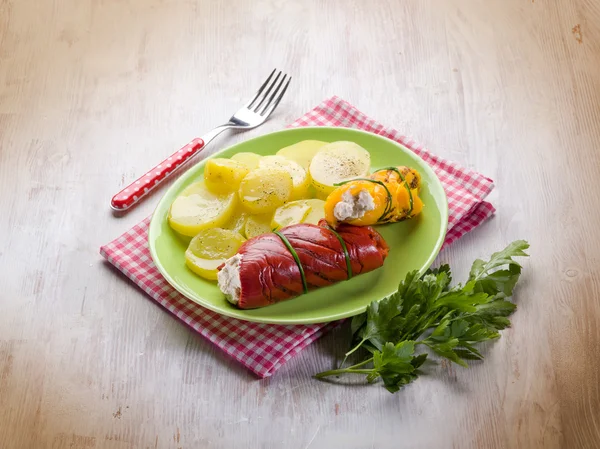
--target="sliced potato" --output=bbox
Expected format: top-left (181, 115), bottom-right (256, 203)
top-left (231, 152), bottom-right (262, 169)
top-left (259, 155), bottom-right (311, 200)
top-left (276, 140), bottom-right (328, 170)
top-left (314, 189), bottom-right (330, 201)
top-left (305, 184), bottom-right (328, 201)
top-left (222, 208), bottom-right (249, 234)
top-left (302, 199), bottom-right (326, 224)
top-left (271, 199), bottom-right (326, 229)
top-left (272, 201), bottom-right (312, 229)
top-left (185, 228), bottom-right (246, 280)
top-left (244, 213), bottom-right (273, 239)
top-left (238, 167), bottom-right (293, 214)
top-left (204, 158), bottom-right (250, 194)
top-left (168, 182), bottom-right (237, 236)
top-left (309, 141), bottom-right (371, 196)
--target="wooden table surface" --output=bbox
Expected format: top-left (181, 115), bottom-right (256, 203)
top-left (2, 0), bottom-right (600, 448)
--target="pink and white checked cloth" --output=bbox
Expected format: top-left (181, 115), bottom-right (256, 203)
top-left (100, 96), bottom-right (495, 378)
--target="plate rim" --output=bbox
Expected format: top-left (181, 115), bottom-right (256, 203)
top-left (148, 126), bottom-right (449, 324)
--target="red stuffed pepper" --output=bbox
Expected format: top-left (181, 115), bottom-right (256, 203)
top-left (217, 219), bottom-right (389, 309)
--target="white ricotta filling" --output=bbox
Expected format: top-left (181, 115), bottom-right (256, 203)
top-left (333, 189), bottom-right (375, 221)
top-left (217, 254), bottom-right (243, 305)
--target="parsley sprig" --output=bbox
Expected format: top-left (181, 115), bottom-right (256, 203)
top-left (315, 240), bottom-right (529, 393)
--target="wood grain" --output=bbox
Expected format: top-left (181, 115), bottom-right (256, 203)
top-left (1, 0), bottom-right (600, 448)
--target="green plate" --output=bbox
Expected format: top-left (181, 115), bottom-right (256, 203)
top-left (149, 127), bottom-right (448, 324)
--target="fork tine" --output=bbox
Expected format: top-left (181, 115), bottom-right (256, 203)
top-left (246, 69), bottom-right (277, 109)
top-left (261, 76), bottom-right (291, 117)
top-left (259, 73), bottom-right (288, 115)
top-left (253, 70), bottom-right (282, 112)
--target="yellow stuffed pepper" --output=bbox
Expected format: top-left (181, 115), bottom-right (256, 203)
top-left (324, 166), bottom-right (424, 227)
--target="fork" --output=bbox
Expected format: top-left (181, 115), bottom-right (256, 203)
top-left (110, 69), bottom-right (291, 211)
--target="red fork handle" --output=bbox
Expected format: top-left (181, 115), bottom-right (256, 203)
top-left (111, 138), bottom-right (205, 211)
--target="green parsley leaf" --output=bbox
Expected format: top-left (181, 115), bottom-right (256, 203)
top-left (357, 292), bottom-right (404, 351)
top-left (372, 341), bottom-right (419, 392)
top-left (434, 291), bottom-right (490, 312)
top-left (465, 300), bottom-right (517, 330)
top-left (425, 336), bottom-right (467, 367)
top-left (350, 313), bottom-right (366, 336)
top-left (469, 240), bottom-right (529, 278)
top-left (425, 316), bottom-right (502, 367)
top-left (315, 240), bottom-right (530, 393)
top-left (425, 264), bottom-right (453, 291)
top-left (469, 240), bottom-right (529, 298)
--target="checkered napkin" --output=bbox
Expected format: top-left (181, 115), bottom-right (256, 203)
top-left (100, 96), bottom-right (495, 378)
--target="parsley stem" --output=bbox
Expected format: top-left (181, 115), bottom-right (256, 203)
top-left (347, 358), bottom-right (373, 369)
top-left (344, 337), bottom-right (367, 358)
top-left (419, 308), bottom-right (447, 335)
top-left (316, 357), bottom-right (375, 378)
top-left (315, 367), bottom-right (374, 378)
top-left (400, 308), bottom-right (446, 342)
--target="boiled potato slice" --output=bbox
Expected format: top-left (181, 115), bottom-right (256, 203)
top-left (185, 228), bottom-right (246, 280)
top-left (272, 201), bottom-right (312, 229)
top-left (168, 182), bottom-right (236, 236)
top-left (238, 167), bottom-right (293, 214)
top-left (309, 141), bottom-right (371, 196)
top-left (244, 213), bottom-right (273, 239)
top-left (231, 152), bottom-right (262, 169)
top-left (276, 140), bottom-right (328, 170)
top-left (302, 199), bottom-right (326, 224)
top-left (259, 155), bottom-right (311, 200)
top-left (314, 189), bottom-right (329, 201)
top-left (306, 184), bottom-right (329, 201)
top-left (271, 199), bottom-right (326, 229)
top-left (223, 208), bottom-right (249, 234)
top-left (204, 158), bottom-right (249, 194)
